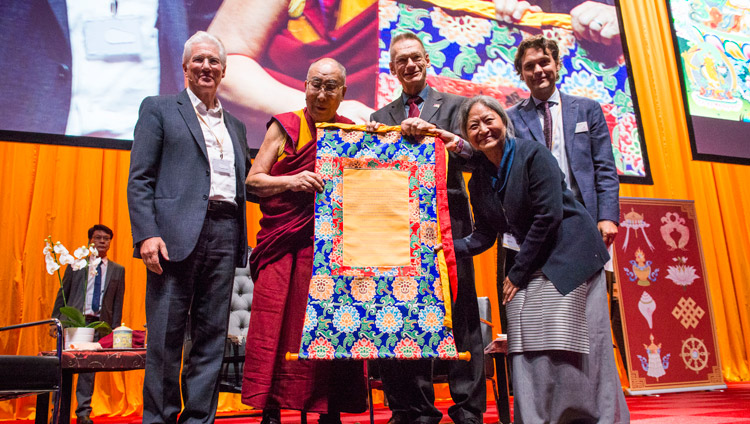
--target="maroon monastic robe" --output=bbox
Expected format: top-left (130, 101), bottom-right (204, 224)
top-left (242, 109), bottom-right (366, 414)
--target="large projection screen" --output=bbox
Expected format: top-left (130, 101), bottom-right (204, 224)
top-left (1, 0), bottom-right (652, 183)
top-left (666, 0), bottom-right (750, 165)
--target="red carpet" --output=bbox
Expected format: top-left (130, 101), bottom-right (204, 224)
top-left (8, 382), bottom-right (750, 423)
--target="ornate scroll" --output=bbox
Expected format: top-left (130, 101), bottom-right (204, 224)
top-left (295, 125), bottom-right (464, 361)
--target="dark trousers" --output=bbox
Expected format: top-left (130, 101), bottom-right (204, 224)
top-left (75, 316), bottom-right (103, 418)
top-left (380, 256), bottom-right (486, 424)
top-left (142, 213), bottom-right (238, 424)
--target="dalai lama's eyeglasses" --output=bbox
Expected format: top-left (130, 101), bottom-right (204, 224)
top-left (307, 78), bottom-right (343, 94)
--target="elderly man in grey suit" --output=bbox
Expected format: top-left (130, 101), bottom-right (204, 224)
top-left (127, 31), bottom-right (248, 424)
top-left (51, 224), bottom-right (125, 424)
top-left (368, 31), bottom-right (486, 424)
top-left (508, 34), bottom-right (620, 244)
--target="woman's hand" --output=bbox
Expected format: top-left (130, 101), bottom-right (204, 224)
top-left (502, 276), bottom-right (519, 305)
top-left (433, 128), bottom-right (463, 153)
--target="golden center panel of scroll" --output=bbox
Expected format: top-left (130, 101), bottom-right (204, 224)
top-left (342, 168), bottom-right (411, 267)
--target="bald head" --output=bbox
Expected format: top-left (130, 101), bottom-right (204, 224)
top-left (307, 58), bottom-right (347, 84)
top-left (305, 58), bottom-right (348, 123)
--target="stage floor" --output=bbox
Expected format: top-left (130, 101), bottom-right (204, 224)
top-left (11, 382), bottom-right (750, 424)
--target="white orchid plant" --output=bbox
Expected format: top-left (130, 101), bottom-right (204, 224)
top-left (44, 236), bottom-right (112, 333)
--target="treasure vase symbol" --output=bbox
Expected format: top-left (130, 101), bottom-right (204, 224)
top-left (624, 248), bottom-right (660, 286)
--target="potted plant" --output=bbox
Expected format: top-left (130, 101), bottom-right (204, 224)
top-left (44, 236), bottom-right (112, 347)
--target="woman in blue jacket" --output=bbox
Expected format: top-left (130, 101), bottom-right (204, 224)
top-left (434, 95), bottom-right (629, 423)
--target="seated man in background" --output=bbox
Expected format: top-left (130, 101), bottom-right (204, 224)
top-left (51, 224), bottom-right (125, 424)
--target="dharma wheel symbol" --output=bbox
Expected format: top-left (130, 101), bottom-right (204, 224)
top-left (680, 336), bottom-right (709, 373)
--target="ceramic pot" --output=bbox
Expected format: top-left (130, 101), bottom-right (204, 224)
top-left (113, 323), bottom-right (133, 348)
top-left (64, 327), bottom-right (95, 349)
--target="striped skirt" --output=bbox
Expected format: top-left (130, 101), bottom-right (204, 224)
top-left (506, 271), bottom-right (589, 354)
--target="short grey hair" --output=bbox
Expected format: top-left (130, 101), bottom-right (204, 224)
top-left (182, 31), bottom-right (227, 69)
top-left (388, 30), bottom-right (425, 60)
top-left (458, 95), bottom-right (515, 140)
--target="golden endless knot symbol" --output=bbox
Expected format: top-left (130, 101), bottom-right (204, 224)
top-left (672, 297), bottom-right (705, 329)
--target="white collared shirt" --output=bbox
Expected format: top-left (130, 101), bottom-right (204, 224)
top-left (84, 257), bottom-right (108, 316)
top-left (187, 88), bottom-right (237, 205)
top-left (531, 89), bottom-right (580, 199)
top-left (65, 0), bottom-right (160, 139)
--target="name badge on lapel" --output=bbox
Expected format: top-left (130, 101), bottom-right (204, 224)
top-left (575, 121), bottom-right (589, 133)
top-left (502, 233), bottom-right (520, 252)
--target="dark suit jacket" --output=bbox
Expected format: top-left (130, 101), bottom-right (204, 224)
top-left (454, 138), bottom-right (609, 295)
top-left (127, 89), bottom-right (249, 266)
top-left (507, 92), bottom-right (620, 224)
top-left (0, 0), bottom-right (188, 135)
top-left (51, 260), bottom-right (126, 327)
top-left (370, 86), bottom-right (473, 239)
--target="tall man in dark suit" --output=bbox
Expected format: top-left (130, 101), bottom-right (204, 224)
top-left (51, 224), bottom-right (125, 424)
top-left (508, 35), bottom-right (620, 247)
top-left (369, 31), bottom-right (486, 424)
top-left (127, 31), bottom-right (248, 424)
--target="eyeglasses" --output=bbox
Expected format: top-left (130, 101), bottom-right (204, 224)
top-left (307, 78), bottom-right (343, 94)
top-left (92, 236), bottom-right (111, 242)
top-left (393, 54), bottom-right (426, 67)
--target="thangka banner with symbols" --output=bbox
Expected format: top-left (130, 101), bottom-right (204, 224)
top-left (613, 198), bottom-right (725, 394)
top-left (296, 124), bottom-right (463, 361)
top-left (377, 0), bottom-right (651, 182)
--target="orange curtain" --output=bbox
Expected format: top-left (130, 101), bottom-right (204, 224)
top-left (1, 0), bottom-right (749, 420)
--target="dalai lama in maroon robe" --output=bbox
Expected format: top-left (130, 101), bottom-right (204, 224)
top-left (243, 58), bottom-right (367, 424)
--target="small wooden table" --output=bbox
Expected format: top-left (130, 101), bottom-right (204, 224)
top-left (484, 337), bottom-right (511, 424)
top-left (37, 349), bottom-right (146, 424)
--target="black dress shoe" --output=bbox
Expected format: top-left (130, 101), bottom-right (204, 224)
top-left (386, 412), bottom-right (409, 424)
top-left (261, 409), bottom-right (281, 424)
top-left (76, 416), bottom-right (94, 424)
top-left (318, 412), bottom-right (342, 424)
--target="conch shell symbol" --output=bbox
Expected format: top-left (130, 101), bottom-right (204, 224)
top-left (638, 291), bottom-right (656, 329)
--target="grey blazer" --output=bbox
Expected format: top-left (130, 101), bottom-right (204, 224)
top-left (507, 92), bottom-right (620, 224)
top-left (127, 89), bottom-right (249, 266)
top-left (51, 261), bottom-right (125, 327)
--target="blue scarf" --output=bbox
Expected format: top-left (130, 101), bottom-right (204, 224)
top-left (490, 136), bottom-right (516, 193)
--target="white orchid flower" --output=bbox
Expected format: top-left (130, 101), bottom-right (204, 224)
top-left (89, 244), bottom-right (98, 257)
top-left (58, 251), bottom-right (75, 265)
top-left (43, 242), bottom-right (52, 256)
top-left (74, 246), bottom-right (90, 260)
top-left (45, 256), bottom-right (61, 275)
top-left (53, 242), bottom-right (69, 256)
top-left (88, 256), bottom-right (102, 277)
top-left (71, 258), bottom-right (88, 271)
